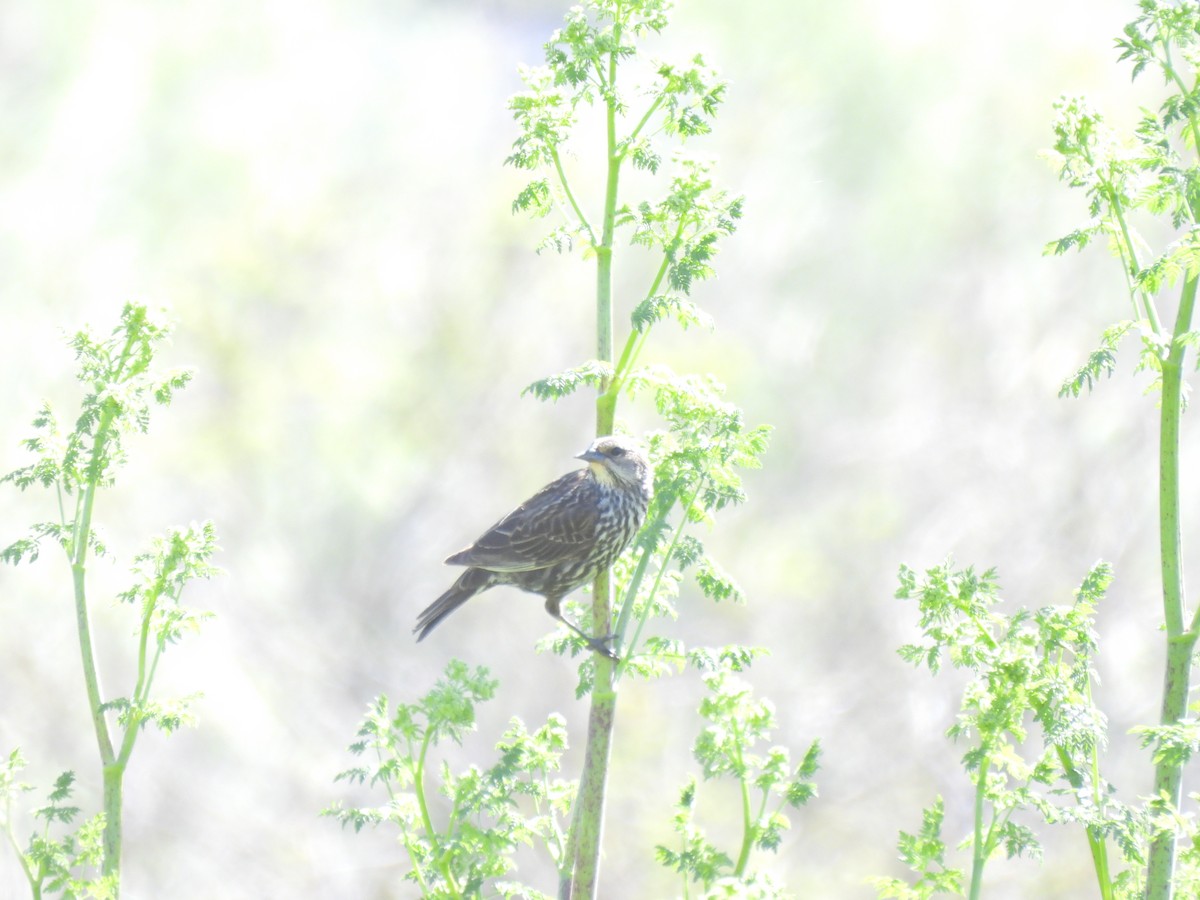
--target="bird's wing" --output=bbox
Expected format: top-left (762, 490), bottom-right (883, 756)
top-left (445, 470), bottom-right (598, 572)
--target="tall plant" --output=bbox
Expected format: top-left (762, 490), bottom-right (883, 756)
top-left (512, 0), bottom-right (788, 893)
top-left (1047, 2), bottom-right (1200, 896)
top-left (1, 304), bottom-right (217, 897)
top-left (880, 3), bottom-right (1200, 898)
top-left (329, 1), bottom-right (819, 896)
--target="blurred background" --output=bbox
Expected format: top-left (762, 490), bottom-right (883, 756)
top-left (2, 0), bottom-right (1196, 896)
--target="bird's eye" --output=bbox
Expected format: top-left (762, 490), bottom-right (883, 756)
top-left (609, 446), bottom-right (625, 457)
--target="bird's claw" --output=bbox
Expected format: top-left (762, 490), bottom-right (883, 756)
top-left (575, 630), bottom-right (619, 661)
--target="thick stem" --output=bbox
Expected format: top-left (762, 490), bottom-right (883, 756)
top-left (570, 21), bottom-right (625, 898)
top-left (569, 653), bottom-right (617, 899)
top-left (594, 103), bottom-right (621, 407)
top-left (969, 758), bottom-right (990, 900)
top-left (101, 764), bottom-right (123, 881)
top-left (1145, 273), bottom-right (1197, 900)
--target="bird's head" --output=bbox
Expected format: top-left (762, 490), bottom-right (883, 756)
top-left (577, 435), bottom-right (652, 496)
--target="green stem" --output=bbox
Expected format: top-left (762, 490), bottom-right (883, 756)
top-left (623, 94), bottom-right (665, 153)
top-left (567, 642), bottom-right (618, 900)
top-left (3, 797), bottom-right (39, 896)
top-left (379, 738), bottom-right (437, 896)
top-left (1057, 745), bottom-right (1114, 900)
top-left (72, 404), bottom-right (119, 772)
top-left (414, 728), bottom-right (461, 897)
top-left (570, 10), bottom-right (626, 899)
top-left (101, 766), bottom-right (123, 883)
top-left (1111, 195), bottom-right (1161, 332)
top-left (611, 520), bottom-right (663, 659)
top-left (540, 767), bottom-right (568, 865)
top-left (731, 721), bottom-right (754, 877)
top-left (73, 404), bottom-right (124, 883)
top-left (1082, 671), bottom-right (1114, 899)
top-left (615, 477), bottom-right (707, 677)
top-left (601, 218), bottom-right (686, 410)
top-left (1051, 643), bottom-right (1113, 900)
top-left (1145, 272), bottom-right (1197, 900)
top-left (550, 144), bottom-right (596, 246)
top-left (594, 51), bottom-right (622, 412)
top-left (1160, 46), bottom-right (1200, 189)
top-left (680, 831), bottom-right (690, 900)
top-left (1083, 139), bottom-right (1161, 332)
top-left (115, 588), bottom-right (164, 770)
top-left (559, 802), bottom-right (579, 900)
top-left (69, 319), bottom-right (143, 888)
top-left (55, 481), bottom-right (68, 541)
top-left (969, 757), bottom-right (990, 900)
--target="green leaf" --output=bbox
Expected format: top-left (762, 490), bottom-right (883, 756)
top-left (522, 360), bottom-right (614, 402)
top-left (631, 293), bottom-right (715, 333)
top-left (1059, 321), bottom-right (1136, 397)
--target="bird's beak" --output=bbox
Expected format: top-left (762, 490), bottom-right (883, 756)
top-left (576, 449), bottom-right (606, 464)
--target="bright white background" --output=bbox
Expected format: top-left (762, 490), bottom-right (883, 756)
top-left (1, 1), bottom-right (1192, 896)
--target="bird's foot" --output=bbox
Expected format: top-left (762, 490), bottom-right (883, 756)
top-left (547, 600), bottom-right (621, 661)
top-left (559, 618), bottom-right (620, 661)
top-left (582, 631), bottom-right (620, 661)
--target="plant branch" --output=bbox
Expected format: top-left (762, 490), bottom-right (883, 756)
top-left (731, 721), bottom-right (754, 877)
top-left (550, 145), bottom-right (596, 246)
top-left (623, 94), bottom-right (665, 153)
top-left (616, 475), bottom-right (707, 674)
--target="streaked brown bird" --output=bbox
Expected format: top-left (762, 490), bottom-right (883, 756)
top-left (414, 435), bottom-right (653, 658)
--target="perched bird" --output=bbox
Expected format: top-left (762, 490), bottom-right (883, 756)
top-left (414, 435), bottom-right (653, 658)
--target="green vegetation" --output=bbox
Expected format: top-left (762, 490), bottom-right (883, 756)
top-left (1, 305), bottom-right (217, 897)
top-left (327, 2), bottom-right (817, 896)
top-left (879, 3), bottom-right (1200, 897)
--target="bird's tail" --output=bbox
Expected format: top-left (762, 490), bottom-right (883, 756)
top-left (414, 568), bottom-right (496, 642)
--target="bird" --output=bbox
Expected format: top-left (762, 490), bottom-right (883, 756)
top-left (414, 435), bottom-right (653, 659)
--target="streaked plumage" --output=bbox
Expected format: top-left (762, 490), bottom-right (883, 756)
top-left (414, 435), bottom-right (652, 657)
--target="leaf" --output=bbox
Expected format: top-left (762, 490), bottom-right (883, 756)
top-left (522, 360), bottom-right (614, 401)
top-left (631, 294), bottom-right (715, 333)
top-left (1059, 320), bottom-right (1136, 397)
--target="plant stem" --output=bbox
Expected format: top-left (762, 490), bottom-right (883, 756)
top-left (1086, 142), bottom-right (1162, 332)
top-left (569, 12), bottom-right (625, 897)
top-left (594, 63), bottom-right (621, 408)
top-left (70, 319), bottom-right (145, 887)
top-left (615, 476), bottom-right (706, 673)
top-left (72, 406), bottom-right (119, 772)
top-left (417, 727), bottom-right (462, 895)
top-left (731, 721), bottom-right (754, 877)
top-left (550, 145), bottom-right (596, 246)
top-left (1055, 743), bottom-right (1114, 899)
top-left (601, 218), bottom-right (684, 409)
top-left (1145, 273), bottom-right (1198, 900)
top-left (1082, 671), bottom-right (1114, 899)
top-left (969, 757), bottom-right (990, 900)
top-left (116, 591), bottom-right (162, 770)
top-left (73, 402), bottom-right (123, 882)
top-left (101, 765), bottom-right (124, 882)
top-left (568, 661), bottom-right (617, 899)
top-left (4, 798), bottom-right (39, 895)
